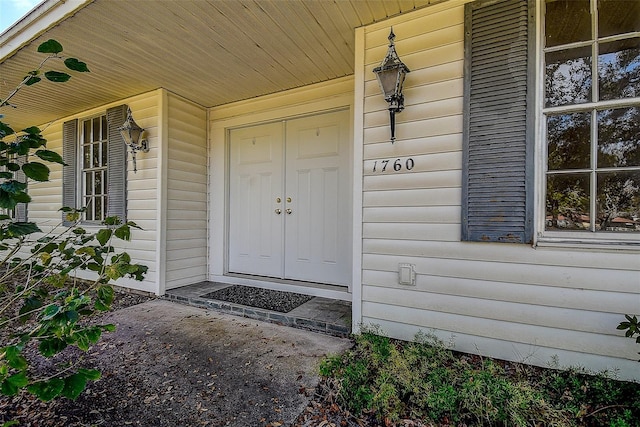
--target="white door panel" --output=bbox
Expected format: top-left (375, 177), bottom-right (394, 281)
top-left (284, 111), bottom-right (350, 285)
top-left (227, 110), bottom-right (351, 286)
top-left (228, 123), bottom-right (283, 277)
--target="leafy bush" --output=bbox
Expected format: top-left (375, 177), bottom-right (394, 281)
top-left (618, 315), bottom-right (640, 361)
top-left (320, 327), bottom-right (640, 426)
top-left (0, 40), bottom-right (147, 402)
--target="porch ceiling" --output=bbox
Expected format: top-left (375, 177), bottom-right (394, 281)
top-left (1, 0), bottom-right (433, 130)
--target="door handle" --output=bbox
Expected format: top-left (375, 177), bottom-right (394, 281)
top-left (275, 209), bottom-right (282, 214)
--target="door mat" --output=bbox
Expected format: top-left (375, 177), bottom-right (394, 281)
top-left (201, 285), bottom-right (314, 313)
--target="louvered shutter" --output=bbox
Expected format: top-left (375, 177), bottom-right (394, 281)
top-left (62, 119), bottom-right (78, 225)
top-left (462, 0), bottom-right (534, 243)
top-left (106, 105), bottom-right (128, 221)
top-left (14, 155), bottom-right (27, 222)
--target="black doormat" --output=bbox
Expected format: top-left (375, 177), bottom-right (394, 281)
top-left (201, 285), bottom-right (313, 313)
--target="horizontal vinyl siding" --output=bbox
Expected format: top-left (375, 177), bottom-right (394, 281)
top-left (164, 94), bottom-right (208, 290)
top-left (27, 91), bottom-right (161, 294)
top-left (360, 1), bottom-right (640, 380)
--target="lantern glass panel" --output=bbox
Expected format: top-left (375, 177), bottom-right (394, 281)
top-left (377, 68), bottom-right (400, 100)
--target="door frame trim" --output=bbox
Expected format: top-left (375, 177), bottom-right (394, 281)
top-left (208, 77), bottom-right (356, 297)
top-left (225, 108), bottom-right (352, 287)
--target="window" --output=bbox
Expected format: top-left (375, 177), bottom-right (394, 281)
top-left (63, 105), bottom-right (128, 225)
top-left (80, 114), bottom-right (108, 222)
top-left (543, 0), bottom-right (640, 234)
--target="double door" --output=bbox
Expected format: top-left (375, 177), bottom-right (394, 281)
top-left (228, 110), bottom-right (350, 286)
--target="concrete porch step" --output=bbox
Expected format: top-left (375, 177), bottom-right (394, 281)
top-left (164, 281), bottom-right (352, 337)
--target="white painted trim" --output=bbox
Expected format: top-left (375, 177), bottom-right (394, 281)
top-left (0, 0), bottom-right (92, 59)
top-left (352, 26), bottom-right (366, 334)
top-left (155, 89), bottom-right (168, 296)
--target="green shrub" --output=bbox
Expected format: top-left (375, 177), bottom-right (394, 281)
top-left (321, 327), bottom-right (640, 426)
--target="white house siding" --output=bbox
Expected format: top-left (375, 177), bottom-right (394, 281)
top-left (28, 91), bottom-right (162, 294)
top-left (358, 0), bottom-right (640, 380)
top-left (208, 77), bottom-right (353, 296)
top-left (163, 93), bottom-right (208, 290)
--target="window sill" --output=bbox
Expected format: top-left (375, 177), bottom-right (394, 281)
top-left (535, 234), bottom-right (640, 253)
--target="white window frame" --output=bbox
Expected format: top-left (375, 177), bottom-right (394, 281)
top-left (78, 113), bottom-right (108, 223)
top-left (535, 0), bottom-right (640, 250)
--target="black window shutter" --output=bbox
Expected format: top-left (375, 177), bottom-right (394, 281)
top-left (14, 155), bottom-right (27, 222)
top-left (106, 105), bottom-right (128, 221)
top-left (62, 119), bottom-right (78, 225)
top-left (462, 0), bottom-right (534, 243)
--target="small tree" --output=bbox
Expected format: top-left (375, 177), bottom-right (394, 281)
top-left (0, 40), bottom-right (147, 401)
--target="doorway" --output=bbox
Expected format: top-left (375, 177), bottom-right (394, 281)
top-left (227, 109), bottom-right (351, 286)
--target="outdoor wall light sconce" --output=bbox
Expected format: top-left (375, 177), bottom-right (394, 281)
top-left (118, 107), bottom-right (149, 173)
top-left (373, 28), bottom-right (410, 143)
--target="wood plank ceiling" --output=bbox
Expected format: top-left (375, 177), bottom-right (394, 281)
top-left (0, 0), bottom-right (435, 129)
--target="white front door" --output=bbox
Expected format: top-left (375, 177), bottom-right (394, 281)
top-left (228, 110), bottom-right (350, 286)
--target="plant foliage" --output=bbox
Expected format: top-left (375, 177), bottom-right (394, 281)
top-left (0, 40), bottom-right (146, 403)
top-left (320, 327), bottom-right (640, 426)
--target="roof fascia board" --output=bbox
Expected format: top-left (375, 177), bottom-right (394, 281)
top-left (0, 0), bottom-right (93, 61)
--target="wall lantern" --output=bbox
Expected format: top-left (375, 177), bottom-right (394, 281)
top-left (373, 28), bottom-right (410, 143)
top-left (118, 107), bottom-right (149, 173)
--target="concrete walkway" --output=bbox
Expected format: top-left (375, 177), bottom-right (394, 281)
top-left (89, 299), bottom-right (351, 426)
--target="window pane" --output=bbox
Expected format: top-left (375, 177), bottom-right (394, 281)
top-left (85, 173), bottom-right (92, 196)
top-left (598, 0), bottom-right (640, 37)
top-left (545, 47), bottom-right (592, 107)
top-left (92, 142), bottom-right (100, 167)
top-left (597, 171), bottom-right (640, 231)
top-left (95, 171), bottom-right (102, 195)
top-left (546, 173), bottom-right (591, 230)
top-left (101, 115), bottom-right (108, 141)
top-left (83, 144), bottom-right (91, 168)
top-left (547, 113), bottom-right (592, 170)
top-left (545, 0), bottom-right (591, 47)
top-left (598, 107), bottom-right (640, 167)
top-left (95, 197), bottom-right (102, 221)
top-left (85, 197), bottom-right (93, 221)
top-left (102, 140), bottom-right (108, 165)
top-left (598, 37), bottom-right (640, 101)
top-left (83, 120), bottom-right (91, 143)
top-left (92, 117), bottom-right (100, 142)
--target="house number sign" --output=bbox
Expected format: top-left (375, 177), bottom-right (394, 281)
top-left (371, 157), bottom-right (415, 173)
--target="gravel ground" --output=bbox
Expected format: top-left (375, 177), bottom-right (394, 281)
top-left (1, 290), bottom-right (356, 427)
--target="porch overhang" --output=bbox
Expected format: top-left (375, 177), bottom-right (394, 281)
top-left (0, 0), bottom-right (434, 130)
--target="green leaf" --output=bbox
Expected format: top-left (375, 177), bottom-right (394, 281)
top-left (24, 76), bottom-right (42, 86)
top-left (22, 162), bottom-right (50, 181)
top-left (104, 216), bottom-right (121, 226)
top-left (41, 304), bottom-right (60, 320)
top-left (114, 224), bottom-right (131, 241)
top-left (35, 149), bottom-right (66, 165)
top-left (64, 58), bottom-right (90, 72)
top-left (97, 285), bottom-right (114, 306)
top-left (61, 373), bottom-right (87, 400)
top-left (0, 172), bottom-right (12, 179)
top-left (2, 420), bottom-right (19, 426)
top-left (0, 180), bottom-right (27, 192)
top-left (96, 228), bottom-right (112, 246)
top-left (3, 346), bottom-right (27, 370)
top-left (6, 162), bottom-right (20, 172)
top-left (1, 373), bottom-right (28, 396)
top-left (77, 368), bottom-right (101, 381)
top-left (0, 122), bottom-right (14, 138)
top-left (22, 126), bottom-right (41, 135)
top-left (7, 222), bottom-right (40, 237)
top-left (19, 297), bottom-right (43, 321)
top-left (27, 378), bottom-right (65, 401)
top-left (103, 323), bottom-right (116, 332)
top-left (38, 338), bottom-right (67, 357)
top-left (44, 71), bottom-right (71, 83)
top-left (37, 39), bottom-right (63, 54)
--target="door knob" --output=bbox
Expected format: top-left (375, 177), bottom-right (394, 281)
top-left (275, 209), bottom-right (282, 214)
top-left (285, 209), bottom-right (292, 214)
top-left (276, 197), bottom-right (281, 203)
